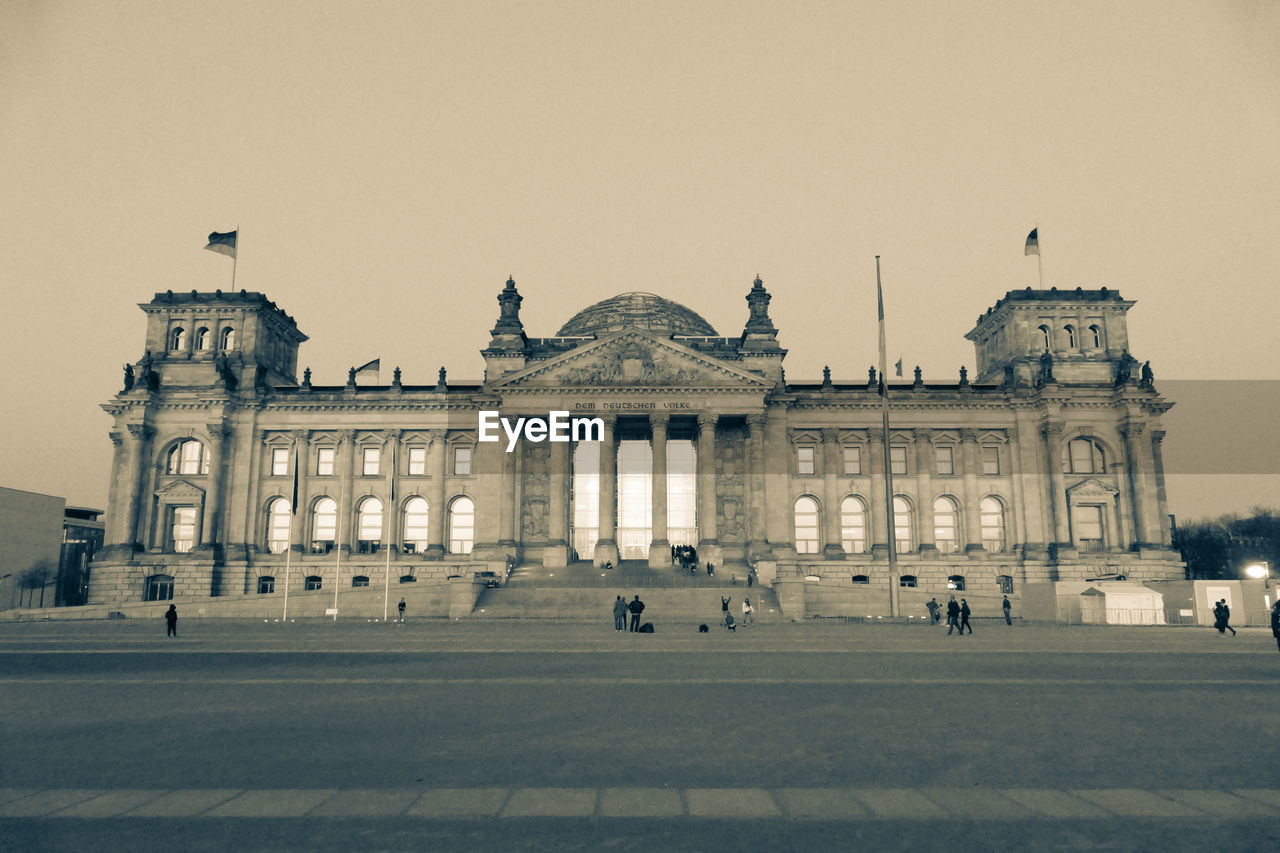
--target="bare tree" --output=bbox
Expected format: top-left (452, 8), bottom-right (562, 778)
top-left (18, 560), bottom-right (57, 608)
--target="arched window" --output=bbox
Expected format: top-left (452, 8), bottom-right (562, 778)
top-left (1064, 324), bottom-right (1077, 348)
top-left (144, 574), bottom-right (174, 601)
top-left (167, 439), bottom-right (209, 475)
top-left (220, 327), bottom-right (236, 350)
top-left (893, 496), bottom-right (913, 553)
top-left (981, 497), bottom-right (1006, 552)
top-left (194, 327), bottom-right (210, 351)
top-left (357, 497), bottom-right (383, 553)
top-left (1088, 324), bottom-right (1102, 348)
top-left (351, 575), bottom-right (370, 588)
top-left (933, 496), bottom-right (960, 553)
top-left (448, 496), bottom-right (475, 554)
top-left (1037, 324), bottom-right (1050, 351)
top-left (266, 498), bottom-right (291, 554)
top-left (794, 496), bottom-right (820, 554)
top-left (402, 497), bottom-right (429, 553)
top-left (1062, 438), bottom-right (1106, 474)
top-left (840, 496), bottom-right (867, 554)
top-left (850, 574), bottom-right (870, 584)
top-left (304, 575), bottom-right (322, 591)
top-left (947, 574), bottom-right (966, 591)
top-left (899, 575), bottom-right (917, 588)
top-left (311, 498), bottom-right (337, 553)
top-left (169, 327), bottom-right (186, 351)
top-left (257, 576), bottom-right (275, 594)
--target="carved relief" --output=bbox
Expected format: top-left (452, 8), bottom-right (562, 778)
top-left (520, 442), bottom-right (551, 541)
top-left (716, 422), bottom-right (746, 540)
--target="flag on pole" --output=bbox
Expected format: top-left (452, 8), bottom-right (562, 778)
top-left (290, 446), bottom-right (299, 515)
top-left (1024, 227), bottom-right (1039, 256)
top-left (877, 276), bottom-right (888, 396)
top-left (205, 230), bottom-right (238, 258)
top-left (354, 359), bottom-right (380, 382)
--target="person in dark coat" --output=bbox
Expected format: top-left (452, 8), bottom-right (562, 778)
top-left (959, 599), bottom-right (973, 634)
top-left (946, 596), bottom-right (960, 634)
top-left (612, 595), bottom-right (627, 631)
top-left (1219, 600), bottom-right (1237, 636)
top-left (1270, 601), bottom-right (1280, 652)
top-left (1212, 600), bottom-right (1226, 634)
top-left (165, 604), bottom-right (178, 638)
top-left (926, 598), bottom-right (940, 626)
top-left (1002, 595), bottom-right (1012, 626)
top-left (627, 595), bottom-right (645, 632)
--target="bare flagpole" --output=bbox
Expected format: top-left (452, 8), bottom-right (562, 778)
top-left (333, 469), bottom-right (344, 622)
top-left (384, 440), bottom-right (395, 622)
top-left (283, 441), bottom-right (297, 622)
top-left (876, 256), bottom-right (900, 618)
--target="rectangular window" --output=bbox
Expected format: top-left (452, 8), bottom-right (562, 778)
top-left (1074, 505), bottom-right (1105, 552)
top-left (935, 446), bottom-right (954, 475)
top-left (316, 447), bottom-right (335, 476)
top-left (998, 575), bottom-right (1014, 594)
top-left (271, 448), bottom-right (289, 477)
top-left (454, 447), bottom-right (471, 475)
top-left (982, 446), bottom-right (1000, 475)
top-left (169, 506), bottom-right (197, 553)
top-left (797, 446), bottom-right (815, 475)
top-left (363, 447), bottom-right (380, 476)
top-left (408, 447), bottom-right (427, 476)
top-left (843, 446), bottom-right (861, 475)
top-left (890, 446), bottom-right (907, 476)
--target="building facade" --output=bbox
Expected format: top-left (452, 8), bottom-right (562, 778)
top-left (0, 487), bottom-right (103, 610)
top-left (89, 278), bottom-right (1183, 609)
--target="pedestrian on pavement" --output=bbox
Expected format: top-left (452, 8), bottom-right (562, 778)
top-left (707, 561), bottom-right (714, 576)
top-left (627, 595), bottom-right (645, 632)
top-left (946, 596), bottom-right (960, 634)
top-left (165, 604), bottom-right (178, 638)
top-left (1220, 600), bottom-right (1237, 636)
top-left (613, 595), bottom-right (627, 631)
top-left (747, 571), bottom-right (754, 588)
top-left (1213, 600), bottom-right (1226, 635)
top-left (1002, 595), bottom-right (1012, 626)
top-left (1271, 601), bottom-right (1280, 652)
top-left (397, 597), bottom-right (406, 624)
top-left (742, 597), bottom-right (754, 625)
top-left (960, 598), bottom-right (973, 635)
top-left (926, 598), bottom-right (940, 626)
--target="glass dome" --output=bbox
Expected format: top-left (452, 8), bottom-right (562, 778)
top-left (556, 292), bottom-right (718, 337)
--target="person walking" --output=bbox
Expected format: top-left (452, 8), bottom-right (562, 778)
top-left (742, 597), bottom-right (754, 625)
top-left (1220, 600), bottom-right (1237, 637)
top-left (1002, 595), bottom-right (1012, 626)
top-left (1270, 600), bottom-right (1280, 653)
top-left (397, 597), bottom-right (406, 624)
top-left (1212, 600), bottom-right (1226, 635)
top-left (946, 596), bottom-right (960, 634)
top-left (627, 595), bottom-right (645, 632)
top-left (613, 595), bottom-right (627, 631)
top-left (164, 604), bottom-right (178, 638)
top-left (959, 599), bottom-right (973, 635)
top-left (926, 598), bottom-right (940, 627)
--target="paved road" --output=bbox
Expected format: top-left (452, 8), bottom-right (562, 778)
top-left (1, 621), bottom-right (1277, 851)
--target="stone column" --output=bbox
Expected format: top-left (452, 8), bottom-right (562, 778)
top-left (120, 423), bottom-right (154, 550)
top-left (497, 437), bottom-right (516, 550)
top-left (1042, 422), bottom-right (1071, 550)
top-left (913, 430), bottom-right (936, 554)
top-left (746, 414), bottom-right (768, 555)
top-left (544, 437), bottom-right (569, 567)
top-left (821, 429), bottom-right (844, 558)
top-left (1151, 429), bottom-right (1172, 546)
top-left (105, 431), bottom-right (125, 545)
top-left (960, 429), bottom-right (985, 555)
top-left (290, 431), bottom-right (311, 553)
top-left (594, 416), bottom-right (619, 566)
top-left (868, 427), bottom-right (888, 553)
top-left (696, 413), bottom-right (720, 553)
top-left (337, 429), bottom-right (355, 552)
top-left (1122, 422), bottom-right (1155, 548)
top-left (648, 414), bottom-right (670, 566)
top-left (427, 429), bottom-right (447, 556)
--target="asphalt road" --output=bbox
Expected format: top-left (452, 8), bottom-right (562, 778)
top-left (1, 620), bottom-right (1278, 852)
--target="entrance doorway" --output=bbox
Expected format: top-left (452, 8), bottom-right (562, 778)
top-left (617, 440), bottom-right (652, 558)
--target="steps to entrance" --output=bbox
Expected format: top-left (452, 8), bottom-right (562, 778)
top-left (473, 583), bottom-right (780, 625)
top-left (504, 559), bottom-right (756, 589)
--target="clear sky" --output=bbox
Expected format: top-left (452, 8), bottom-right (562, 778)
top-left (2, 0), bottom-right (1277, 523)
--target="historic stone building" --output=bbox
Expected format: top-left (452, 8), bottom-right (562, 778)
top-left (89, 277), bottom-right (1183, 610)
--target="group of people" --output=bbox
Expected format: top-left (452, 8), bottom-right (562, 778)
top-left (671, 544), bottom-right (713, 575)
top-left (720, 594), bottom-right (754, 630)
top-left (612, 594), bottom-right (648, 631)
top-left (1212, 598), bottom-right (1237, 636)
top-left (924, 594), bottom-right (1015, 633)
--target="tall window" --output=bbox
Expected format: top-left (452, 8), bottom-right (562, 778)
top-left (982, 446), bottom-right (1000, 475)
top-left (357, 497), bottom-right (383, 552)
top-left (843, 446), bottom-right (861, 475)
top-left (1063, 438), bottom-right (1106, 474)
top-left (616, 440), bottom-right (653, 558)
top-left (666, 440), bottom-right (697, 546)
top-left (312, 497), bottom-right (337, 552)
top-left (1064, 325), bottom-right (1077, 348)
top-left (402, 497), bottom-right (429, 553)
top-left (1037, 324), bottom-right (1050, 351)
top-left (195, 328), bottom-right (210, 351)
top-left (169, 327), bottom-right (186, 351)
top-left (935, 446), bottom-right (954, 475)
top-left (933, 496), bottom-right (960, 553)
top-left (316, 447), bottom-right (335, 476)
top-left (840, 496), bottom-right (867, 554)
top-left (220, 327), bottom-right (236, 350)
top-left (271, 448), bottom-right (289, 476)
top-left (1074, 505), bottom-right (1105, 551)
top-left (797, 446), bottom-right (815, 475)
top-left (362, 447), bottom-right (380, 476)
top-left (145, 574), bottom-right (174, 601)
top-left (794, 497), bottom-right (820, 554)
top-left (1089, 325), bottom-right (1102, 348)
top-left (266, 498), bottom-right (291, 554)
top-left (408, 447), bottom-right (427, 475)
top-left (890, 446), bottom-right (907, 476)
top-left (572, 440), bottom-right (601, 559)
top-left (454, 447), bottom-right (472, 475)
top-left (169, 506), bottom-right (197, 553)
top-left (893, 496), bottom-right (913, 552)
top-left (981, 497), bottom-right (1006, 551)
top-left (449, 497), bottom-right (475, 554)
top-left (167, 439), bottom-right (209, 475)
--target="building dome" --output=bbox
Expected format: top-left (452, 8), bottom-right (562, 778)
top-left (556, 291), bottom-right (718, 337)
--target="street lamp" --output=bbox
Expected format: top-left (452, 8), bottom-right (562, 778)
top-left (1244, 562), bottom-right (1269, 586)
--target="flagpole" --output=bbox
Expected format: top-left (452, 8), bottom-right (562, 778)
top-left (231, 224), bottom-right (239, 290)
top-left (876, 256), bottom-right (900, 618)
top-left (1035, 222), bottom-right (1044, 289)
top-left (283, 441), bottom-right (297, 623)
top-left (333, 473), bottom-right (343, 622)
top-left (384, 441), bottom-right (394, 623)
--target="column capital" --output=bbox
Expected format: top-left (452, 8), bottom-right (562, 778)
top-left (336, 428), bottom-right (356, 444)
top-left (1040, 421), bottom-right (1065, 440)
top-left (696, 413), bottom-right (718, 430)
top-left (1150, 429), bottom-right (1166, 444)
top-left (746, 412), bottom-right (767, 430)
top-left (912, 428), bottom-right (934, 445)
top-left (649, 413), bottom-right (669, 431)
top-left (959, 428), bottom-right (980, 444)
top-left (867, 427), bottom-right (885, 442)
top-left (125, 423), bottom-right (154, 441)
top-left (109, 430), bottom-right (123, 448)
top-left (1120, 421), bottom-right (1147, 439)
top-left (205, 422), bottom-right (230, 441)
top-left (293, 429), bottom-right (312, 445)
top-left (821, 428), bottom-right (840, 446)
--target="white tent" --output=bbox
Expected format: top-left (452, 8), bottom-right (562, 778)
top-left (1057, 582), bottom-right (1166, 625)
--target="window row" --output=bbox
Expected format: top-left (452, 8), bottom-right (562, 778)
top-left (255, 573), bottom-right (419, 594)
top-left (1035, 323), bottom-right (1103, 351)
top-left (888, 574), bottom-right (1014, 593)
top-left (264, 495), bottom-right (474, 555)
top-left (794, 495), bottom-right (1008, 555)
top-left (267, 445), bottom-right (471, 477)
top-left (796, 444), bottom-right (1002, 476)
top-left (169, 326), bottom-right (236, 352)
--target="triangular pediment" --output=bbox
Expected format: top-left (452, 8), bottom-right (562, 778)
top-left (1066, 477), bottom-right (1118, 498)
top-left (493, 330), bottom-right (767, 389)
top-left (156, 478), bottom-right (206, 500)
